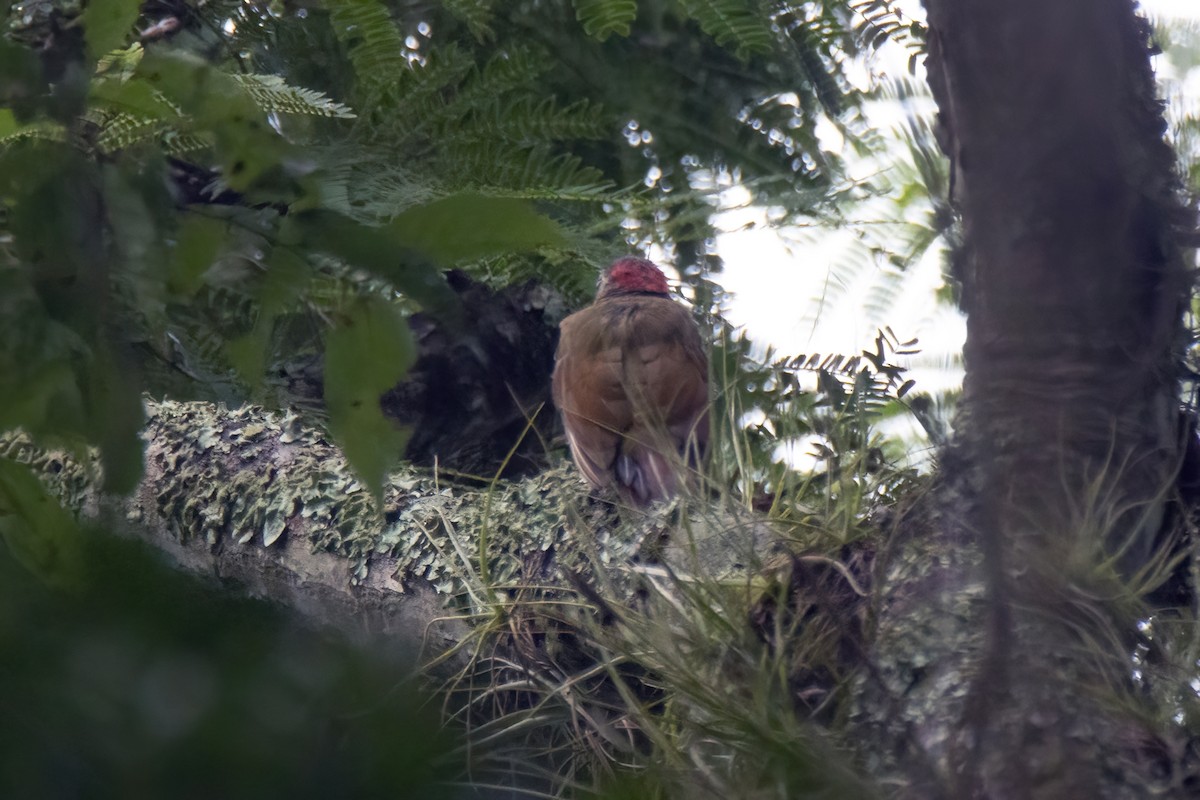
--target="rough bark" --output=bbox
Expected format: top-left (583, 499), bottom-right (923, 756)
top-left (855, 1), bottom-right (1194, 798)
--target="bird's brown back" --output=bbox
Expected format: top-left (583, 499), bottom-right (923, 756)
top-left (552, 293), bottom-right (709, 501)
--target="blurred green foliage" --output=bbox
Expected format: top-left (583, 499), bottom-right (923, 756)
top-left (0, 530), bottom-right (462, 799)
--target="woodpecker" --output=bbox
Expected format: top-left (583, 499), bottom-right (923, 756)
top-left (552, 257), bottom-right (709, 505)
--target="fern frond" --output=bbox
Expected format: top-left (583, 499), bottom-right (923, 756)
top-left (327, 0), bottom-right (411, 105)
top-left (444, 0), bottom-right (498, 41)
top-left (848, 0), bottom-right (925, 56)
top-left (473, 183), bottom-right (621, 204)
top-left (440, 141), bottom-right (607, 192)
top-left (91, 111), bottom-right (171, 153)
top-left (573, 0), bottom-right (638, 41)
top-left (326, 156), bottom-right (441, 219)
top-left (447, 46), bottom-right (553, 120)
top-left (95, 42), bottom-right (145, 80)
top-left (385, 43), bottom-right (476, 139)
top-left (0, 120), bottom-right (67, 148)
top-left (861, 262), bottom-right (908, 324)
top-left (232, 75), bottom-right (356, 119)
top-left (458, 98), bottom-right (609, 145)
top-left (675, 0), bottom-right (774, 60)
top-left (161, 130), bottom-right (214, 156)
top-left (789, 25), bottom-right (846, 116)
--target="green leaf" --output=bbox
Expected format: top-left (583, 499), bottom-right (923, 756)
top-left (675, 0), bottom-right (774, 60)
top-left (227, 247), bottom-right (312, 388)
top-left (258, 247), bottom-right (312, 317)
top-left (0, 268), bottom-right (142, 494)
top-left (169, 215), bottom-right (227, 298)
top-left (87, 345), bottom-right (145, 494)
top-left (0, 109), bottom-right (17, 138)
top-left (90, 76), bottom-right (182, 121)
top-left (0, 459), bottom-right (88, 591)
top-left (136, 52), bottom-right (292, 192)
top-left (95, 42), bottom-right (145, 80)
top-left (288, 210), bottom-right (461, 324)
top-left (0, 38), bottom-right (46, 115)
top-left (82, 0), bottom-right (141, 61)
top-left (323, 299), bottom-right (415, 500)
top-left (102, 164), bottom-right (167, 325)
top-left (292, 197), bottom-right (563, 323)
top-left (390, 193), bottom-right (568, 263)
top-left (8, 153), bottom-right (105, 323)
top-left (573, 0), bottom-right (638, 40)
top-left (227, 326), bottom-right (271, 390)
top-left (0, 271), bottom-right (88, 437)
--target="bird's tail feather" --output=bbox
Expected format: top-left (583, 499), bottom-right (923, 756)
top-left (615, 443), bottom-right (676, 506)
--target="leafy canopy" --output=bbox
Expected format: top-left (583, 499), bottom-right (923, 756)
top-left (0, 0), bottom-right (917, 508)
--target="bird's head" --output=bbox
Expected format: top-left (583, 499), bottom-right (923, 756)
top-left (597, 257), bottom-right (670, 299)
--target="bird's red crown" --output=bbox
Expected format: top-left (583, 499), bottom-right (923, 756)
top-left (599, 257), bottom-right (670, 298)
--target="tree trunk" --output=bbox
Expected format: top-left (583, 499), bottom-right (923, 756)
top-left (856, 1), bottom-right (1192, 797)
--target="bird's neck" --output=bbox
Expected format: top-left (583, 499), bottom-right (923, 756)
top-left (597, 289), bottom-right (671, 300)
